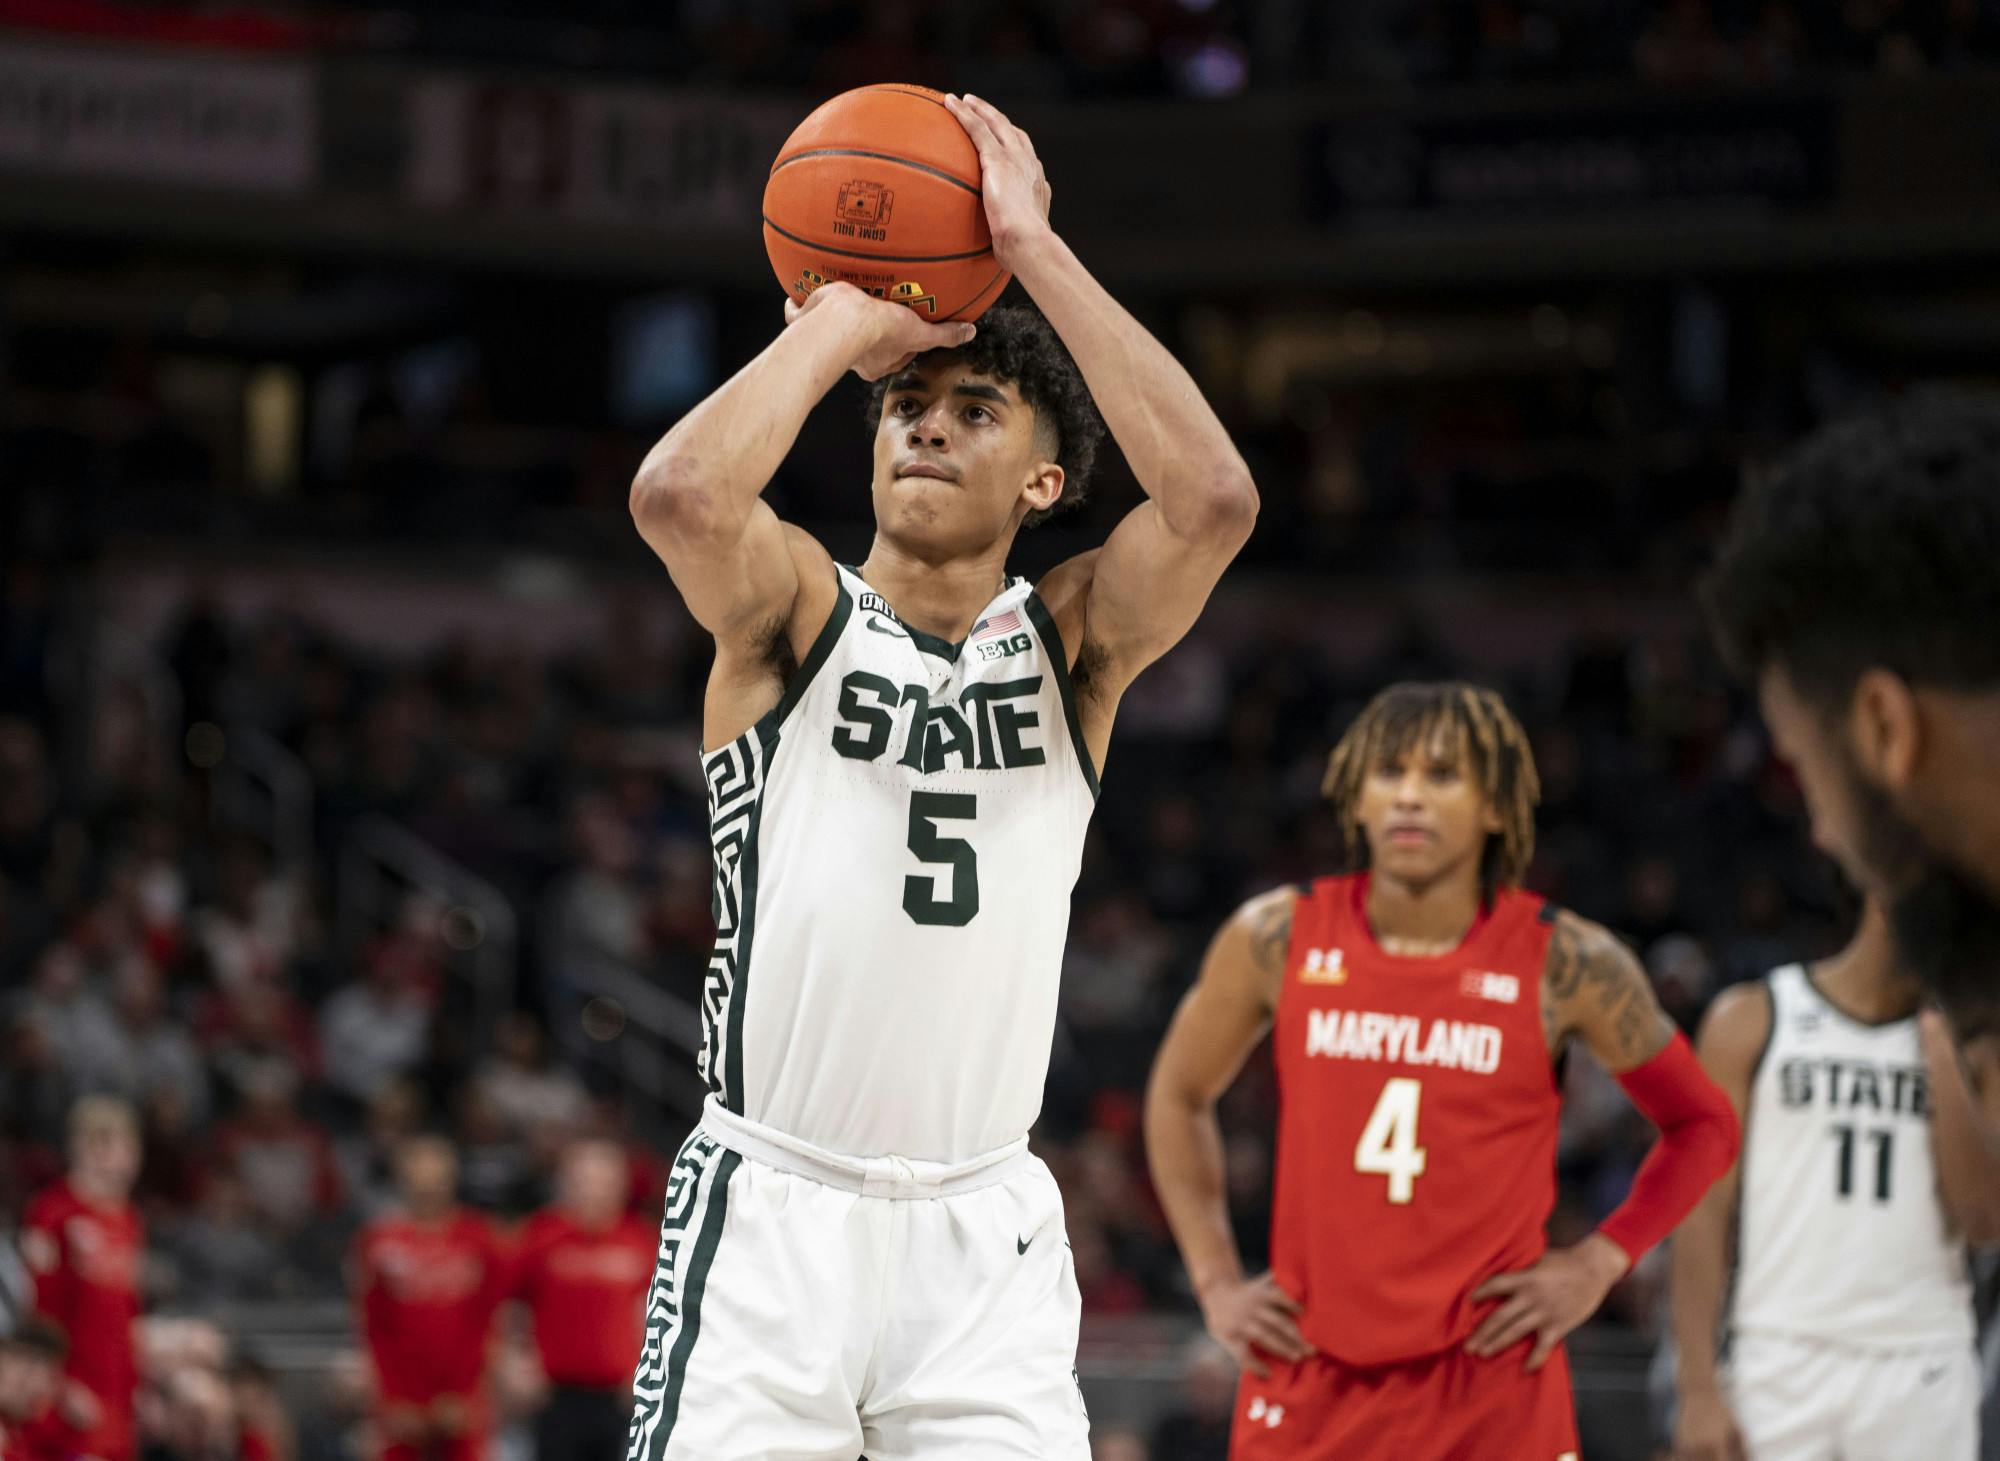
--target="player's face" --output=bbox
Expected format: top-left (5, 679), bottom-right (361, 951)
top-left (74, 1123), bottom-right (141, 1197)
top-left (398, 1141), bottom-right (458, 1210)
top-left (1762, 664), bottom-right (2000, 1096)
top-left (560, 1142), bottom-right (629, 1219)
top-left (1355, 731), bottom-right (1502, 891)
top-left (872, 361), bottom-right (1060, 555)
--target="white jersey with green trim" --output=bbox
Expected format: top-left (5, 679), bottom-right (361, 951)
top-left (694, 564), bottom-right (1099, 1163)
top-left (1732, 962), bottom-right (1973, 1351)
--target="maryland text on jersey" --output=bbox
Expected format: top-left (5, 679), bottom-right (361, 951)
top-left (1303, 1009), bottom-right (1504, 1074)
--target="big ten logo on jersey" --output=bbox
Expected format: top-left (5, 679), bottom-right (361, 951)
top-left (831, 670), bottom-right (1046, 774)
top-left (1778, 1056), bottom-right (1930, 1118)
top-left (971, 607), bottom-right (1030, 662)
top-left (1460, 970), bottom-right (1520, 1004)
top-left (1300, 947), bottom-right (1346, 984)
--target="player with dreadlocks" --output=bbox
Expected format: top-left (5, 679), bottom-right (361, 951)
top-left (1145, 682), bottom-right (1739, 1460)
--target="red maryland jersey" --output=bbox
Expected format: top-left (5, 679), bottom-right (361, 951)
top-left (1270, 873), bottom-right (1561, 1367)
top-left (511, 1209), bottom-right (655, 1389)
top-left (19, 1180), bottom-right (144, 1461)
top-left (352, 1212), bottom-right (510, 1403)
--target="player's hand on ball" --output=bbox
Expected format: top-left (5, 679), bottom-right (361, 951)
top-left (943, 94), bottom-right (1053, 271)
top-left (783, 281), bottom-right (976, 382)
top-left (1196, 1271), bottom-right (1315, 1378)
top-left (1673, 1384), bottom-right (1747, 1461)
top-left (1463, 1233), bottom-right (1630, 1371)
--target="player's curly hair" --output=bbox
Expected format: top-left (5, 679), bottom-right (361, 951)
top-left (1701, 388), bottom-right (2000, 709)
top-left (867, 303), bottom-right (1104, 528)
top-left (1321, 681), bottom-right (1541, 899)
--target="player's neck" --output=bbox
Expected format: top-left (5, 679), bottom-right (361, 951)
top-left (68, 1173), bottom-right (128, 1209)
top-left (858, 535), bottom-right (1012, 644)
top-left (1812, 903), bottom-right (1919, 1022)
top-left (1362, 869), bottom-right (1483, 957)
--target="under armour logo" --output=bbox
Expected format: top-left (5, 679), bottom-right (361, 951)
top-left (1246, 1397), bottom-right (1285, 1429)
top-left (1300, 948), bottom-right (1345, 985)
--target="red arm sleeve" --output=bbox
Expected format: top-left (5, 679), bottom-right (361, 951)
top-left (1595, 1032), bottom-right (1742, 1265)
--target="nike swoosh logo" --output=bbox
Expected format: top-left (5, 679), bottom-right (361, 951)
top-left (1017, 1234), bottom-right (1034, 1255)
top-left (865, 617), bottom-right (906, 637)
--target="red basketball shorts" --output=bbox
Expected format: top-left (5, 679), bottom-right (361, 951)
top-left (1230, 1342), bottom-right (1579, 1460)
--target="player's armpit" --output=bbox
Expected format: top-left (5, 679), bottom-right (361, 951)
top-left (1062, 492), bottom-right (1254, 725)
top-left (1542, 910), bottom-right (1675, 1072)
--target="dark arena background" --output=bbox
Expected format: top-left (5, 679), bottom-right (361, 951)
top-left (4, 4), bottom-right (2000, 1460)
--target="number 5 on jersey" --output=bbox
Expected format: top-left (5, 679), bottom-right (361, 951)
top-left (1356, 1077), bottom-right (1427, 1203)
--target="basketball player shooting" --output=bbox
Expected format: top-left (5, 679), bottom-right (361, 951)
top-left (1145, 683), bottom-right (1740, 1460)
top-left (1671, 896), bottom-right (2000, 1461)
top-left (1701, 391), bottom-right (2000, 1136)
top-left (622, 94), bottom-right (1257, 1460)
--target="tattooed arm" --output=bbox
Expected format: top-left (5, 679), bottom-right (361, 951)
top-left (1471, 910), bottom-right (1734, 1372)
top-left (1540, 909), bottom-right (1677, 1071)
top-left (1144, 887), bottom-right (1309, 1376)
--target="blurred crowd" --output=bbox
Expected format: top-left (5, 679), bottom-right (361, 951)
top-left (13, 0), bottom-right (2000, 93)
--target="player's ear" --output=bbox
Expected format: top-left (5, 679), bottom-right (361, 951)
top-left (1849, 668), bottom-right (1922, 790)
top-left (1023, 461), bottom-right (1064, 516)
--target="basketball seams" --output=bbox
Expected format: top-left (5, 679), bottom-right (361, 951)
top-left (769, 148), bottom-right (980, 196)
top-left (761, 217), bottom-right (993, 266)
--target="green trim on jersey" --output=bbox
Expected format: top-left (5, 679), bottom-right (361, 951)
top-left (720, 571), bottom-right (849, 1112)
top-left (771, 573), bottom-right (855, 729)
top-left (723, 727), bottom-right (771, 1115)
top-left (648, 1147), bottom-right (739, 1460)
top-left (1023, 591), bottom-right (1100, 801)
top-left (839, 568), bottom-right (1028, 664)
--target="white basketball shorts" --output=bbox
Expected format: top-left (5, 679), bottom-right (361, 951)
top-left (1727, 1330), bottom-right (1977, 1461)
top-left (625, 1097), bottom-right (1091, 1461)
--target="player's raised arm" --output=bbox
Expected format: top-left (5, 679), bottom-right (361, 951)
top-left (1920, 1009), bottom-right (2000, 1244)
top-left (1469, 912), bottom-right (1740, 1371)
top-left (629, 282), bottom-right (974, 639)
top-left (1144, 887), bottom-right (1311, 1377)
top-left (1668, 982), bottom-right (1768, 1461)
top-left (944, 96), bottom-right (1257, 731)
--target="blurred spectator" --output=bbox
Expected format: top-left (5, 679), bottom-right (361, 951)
top-left (509, 1141), bottom-right (652, 1461)
top-left (156, 1171), bottom-right (287, 1305)
top-left (19, 1097), bottom-right (146, 1461)
top-left (199, 984), bottom-right (321, 1109)
top-left (335, 1081), bottom-right (428, 1225)
top-left (475, 1015), bottom-right (588, 1139)
top-left (209, 1065), bottom-right (342, 1235)
top-left (138, 1364), bottom-right (243, 1461)
top-left (66, 957), bottom-right (208, 1129)
top-left (320, 949), bottom-right (433, 1110)
top-left (350, 1138), bottom-right (509, 1461)
top-left (452, 1085), bottom-right (535, 1216)
top-left (189, 839), bottom-right (300, 998)
top-left (0, 1319), bottom-right (69, 1461)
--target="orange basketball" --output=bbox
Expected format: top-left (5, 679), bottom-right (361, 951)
top-left (763, 84), bottom-right (1010, 325)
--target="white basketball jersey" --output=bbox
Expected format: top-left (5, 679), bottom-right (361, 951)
top-left (1732, 963), bottom-right (1972, 1350)
top-left (694, 565), bottom-right (1097, 1162)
